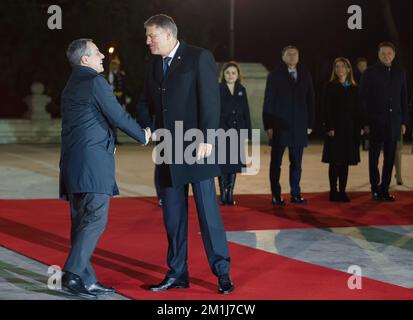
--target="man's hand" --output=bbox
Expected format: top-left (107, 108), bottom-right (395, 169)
top-left (307, 128), bottom-right (312, 135)
top-left (197, 143), bottom-right (213, 160)
top-left (401, 125), bottom-right (406, 135)
top-left (151, 130), bottom-right (157, 141)
top-left (363, 126), bottom-right (370, 135)
top-left (143, 127), bottom-right (151, 145)
top-left (327, 130), bottom-right (334, 137)
top-left (267, 129), bottom-right (273, 140)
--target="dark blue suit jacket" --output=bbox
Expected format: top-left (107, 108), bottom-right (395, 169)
top-left (262, 63), bottom-right (315, 147)
top-left (59, 66), bottom-right (146, 199)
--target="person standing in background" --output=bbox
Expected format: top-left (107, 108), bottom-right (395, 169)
top-left (218, 61), bottom-right (252, 206)
top-left (322, 57), bottom-right (362, 202)
top-left (354, 57), bottom-right (369, 151)
top-left (108, 55), bottom-right (127, 145)
top-left (359, 42), bottom-right (408, 201)
top-left (354, 57), bottom-right (368, 84)
top-left (263, 46), bottom-right (315, 206)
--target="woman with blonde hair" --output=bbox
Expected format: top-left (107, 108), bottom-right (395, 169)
top-left (322, 57), bottom-right (362, 202)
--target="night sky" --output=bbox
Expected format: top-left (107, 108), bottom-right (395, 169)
top-left (1, 0), bottom-right (412, 120)
top-left (210, 0), bottom-right (413, 72)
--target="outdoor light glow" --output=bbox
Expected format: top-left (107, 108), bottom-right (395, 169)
top-left (108, 47), bottom-right (115, 54)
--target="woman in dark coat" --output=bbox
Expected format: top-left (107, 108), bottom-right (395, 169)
top-left (322, 57), bottom-right (362, 202)
top-left (218, 61), bottom-right (252, 205)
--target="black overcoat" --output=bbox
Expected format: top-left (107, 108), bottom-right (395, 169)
top-left (262, 63), bottom-right (315, 147)
top-left (321, 82), bottom-right (361, 165)
top-left (359, 63), bottom-right (408, 142)
top-left (219, 82), bottom-right (252, 174)
top-left (136, 42), bottom-right (221, 187)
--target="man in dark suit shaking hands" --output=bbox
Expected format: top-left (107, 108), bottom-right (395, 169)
top-left (137, 14), bottom-right (234, 294)
top-left (60, 39), bottom-right (151, 299)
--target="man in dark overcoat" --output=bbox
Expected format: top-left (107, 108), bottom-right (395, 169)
top-left (359, 42), bottom-right (408, 201)
top-left (263, 46), bottom-right (315, 205)
top-left (136, 14), bottom-right (234, 294)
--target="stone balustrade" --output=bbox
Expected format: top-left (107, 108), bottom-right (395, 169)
top-left (0, 64), bottom-right (269, 144)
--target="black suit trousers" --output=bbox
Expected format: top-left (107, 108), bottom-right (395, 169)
top-left (368, 140), bottom-right (397, 193)
top-left (270, 146), bottom-right (304, 197)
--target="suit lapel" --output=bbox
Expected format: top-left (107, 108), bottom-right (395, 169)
top-left (154, 56), bottom-right (163, 85)
top-left (388, 66), bottom-right (398, 95)
top-left (295, 66), bottom-right (301, 85)
top-left (283, 65), bottom-right (296, 86)
top-left (164, 41), bottom-right (186, 81)
top-left (152, 41), bottom-right (187, 84)
top-left (282, 63), bottom-right (302, 86)
top-left (292, 64), bottom-right (303, 86)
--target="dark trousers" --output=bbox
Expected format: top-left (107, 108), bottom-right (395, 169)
top-left (369, 140), bottom-right (397, 194)
top-left (154, 166), bottom-right (161, 200)
top-left (328, 164), bottom-right (349, 193)
top-left (63, 193), bottom-right (110, 286)
top-left (270, 145), bottom-right (304, 197)
top-left (160, 178), bottom-right (230, 279)
top-left (394, 134), bottom-right (403, 183)
top-left (219, 174), bottom-right (237, 192)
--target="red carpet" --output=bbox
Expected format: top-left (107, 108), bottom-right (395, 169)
top-left (1, 192), bottom-right (413, 300)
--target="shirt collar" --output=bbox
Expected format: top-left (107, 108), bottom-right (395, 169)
top-left (164, 40), bottom-right (180, 61)
top-left (380, 62), bottom-right (392, 70)
top-left (341, 80), bottom-right (351, 87)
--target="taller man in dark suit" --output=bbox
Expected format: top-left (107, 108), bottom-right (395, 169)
top-left (263, 46), bottom-right (315, 206)
top-left (60, 39), bottom-right (150, 299)
top-left (136, 14), bottom-right (234, 294)
top-left (359, 42), bottom-right (408, 201)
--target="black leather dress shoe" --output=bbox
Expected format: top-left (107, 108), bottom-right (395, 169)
top-left (290, 195), bottom-right (307, 204)
top-left (218, 274), bottom-right (234, 294)
top-left (149, 277), bottom-right (189, 292)
top-left (87, 282), bottom-right (115, 295)
top-left (62, 272), bottom-right (97, 300)
top-left (382, 193), bottom-right (396, 202)
top-left (339, 192), bottom-right (351, 203)
top-left (372, 192), bottom-right (382, 201)
top-left (272, 196), bottom-right (285, 206)
top-left (329, 191), bottom-right (341, 202)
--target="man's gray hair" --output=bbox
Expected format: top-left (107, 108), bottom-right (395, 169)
top-left (144, 14), bottom-right (178, 38)
top-left (66, 38), bottom-right (93, 67)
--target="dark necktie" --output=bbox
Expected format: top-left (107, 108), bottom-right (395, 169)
top-left (163, 56), bottom-right (172, 79)
top-left (290, 71), bottom-right (297, 82)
